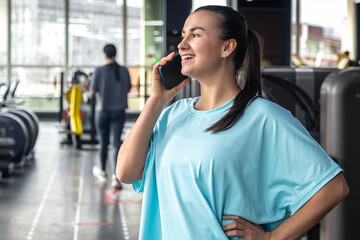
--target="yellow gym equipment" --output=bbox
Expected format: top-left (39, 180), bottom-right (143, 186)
top-left (69, 84), bottom-right (83, 136)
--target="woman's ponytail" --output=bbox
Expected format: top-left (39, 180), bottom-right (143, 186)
top-left (241, 29), bottom-right (262, 96)
top-left (112, 60), bottom-right (120, 82)
top-left (206, 28), bottom-right (263, 134)
top-left (104, 43), bottom-right (120, 81)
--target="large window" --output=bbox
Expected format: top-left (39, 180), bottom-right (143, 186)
top-left (12, 67), bottom-right (62, 110)
top-left (0, 0), bottom-right (8, 86)
top-left (10, 0), bottom-right (65, 111)
top-left (5, 0), bottom-right (143, 112)
top-left (11, 0), bottom-right (65, 65)
top-left (127, 1), bottom-right (142, 66)
top-left (292, 0), bottom-right (350, 67)
top-left (68, 0), bottom-right (143, 111)
top-left (69, 0), bottom-right (123, 66)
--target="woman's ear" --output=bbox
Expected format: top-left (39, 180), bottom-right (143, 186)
top-left (223, 39), bottom-right (237, 58)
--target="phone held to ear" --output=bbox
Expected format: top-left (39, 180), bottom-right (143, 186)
top-left (159, 52), bottom-right (188, 90)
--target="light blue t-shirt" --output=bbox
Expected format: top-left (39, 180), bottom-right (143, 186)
top-left (133, 97), bottom-right (342, 239)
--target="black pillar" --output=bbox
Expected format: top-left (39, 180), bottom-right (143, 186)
top-left (163, 0), bottom-right (192, 56)
top-left (356, 3), bottom-right (360, 61)
top-left (237, 0), bottom-right (291, 66)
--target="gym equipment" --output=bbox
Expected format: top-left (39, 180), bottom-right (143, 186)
top-left (19, 108), bottom-right (40, 152)
top-left (1, 80), bottom-right (24, 107)
top-left (7, 109), bottom-right (37, 160)
top-left (0, 112), bottom-right (30, 163)
top-left (261, 67), bottom-right (338, 142)
top-left (69, 71), bottom-right (85, 137)
top-left (0, 83), bottom-right (6, 97)
top-left (0, 80), bottom-right (40, 177)
top-left (291, 54), bottom-right (306, 67)
top-left (0, 108), bottom-right (40, 175)
top-left (262, 71), bottom-right (318, 131)
top-left (70, 84), bottom-right (83, 136)
top-left (0, 112), bottom-right (29, 176)
top-left (320, 67), bottom-right (360, 240)
top-left (60, 70), bottom-right (98, 149)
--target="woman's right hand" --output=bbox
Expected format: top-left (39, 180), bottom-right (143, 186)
top-left (117, 52), bottom-right (189, 184)
top-left (151, 52), bottom-right (190, 105)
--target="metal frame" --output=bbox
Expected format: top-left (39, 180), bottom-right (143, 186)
top-left (123, 0), bottom-right (127, 65)
top-left (229, 0), bottom-right (238, 10)
top-left (65, 0), bottom-right (69, 92)
top-left (295, 0), bottom-right (300, 57)
top-left (6, 0), bottom-right (11, 85)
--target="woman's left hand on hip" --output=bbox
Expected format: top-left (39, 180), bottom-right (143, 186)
top-left (222, 215), bottom-right (272, 240)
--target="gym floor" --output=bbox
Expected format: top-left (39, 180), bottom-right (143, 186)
top-left (0, 121), bottom-right (141, 240)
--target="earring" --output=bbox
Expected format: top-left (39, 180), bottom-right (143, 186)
top-left (223, 54), bottom-right (226, 59)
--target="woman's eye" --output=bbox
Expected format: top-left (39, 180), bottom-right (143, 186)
top-left (180, 34), bottom-right (199, 39)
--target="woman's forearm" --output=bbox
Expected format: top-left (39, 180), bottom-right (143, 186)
top-left (116, 97), bottom-right (166, 184)
top-left (116, 52), bottom-right (188, 184)
top-left (270, 173), bottom-right (349, 240)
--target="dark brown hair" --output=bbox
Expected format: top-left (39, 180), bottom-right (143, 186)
top-left (194, 6), bottom-right (263, 133)
top-left (104, 43), bottom-right (120, 81)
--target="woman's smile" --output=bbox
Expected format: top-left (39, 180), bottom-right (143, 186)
top-left (180, 54), bottom-right (195, 64)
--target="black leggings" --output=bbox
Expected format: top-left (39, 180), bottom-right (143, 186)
top-left (96, 110), bottom-right (126, 173)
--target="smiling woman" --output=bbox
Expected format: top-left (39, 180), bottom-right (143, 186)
top-left (116, 5), bottom-right (349, 240)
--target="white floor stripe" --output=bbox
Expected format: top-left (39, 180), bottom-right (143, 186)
top-left (73, 165), bottom-right (85, 240)
top-left (26, 161), bottom-right (59, 240)
top-left (118, 203), bottom-right (130, 239)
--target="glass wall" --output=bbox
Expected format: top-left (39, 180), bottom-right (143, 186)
top-left (68, 0), bottom-right (144, 111)
top-left (9, 0), bottom-right (65, 110)
top-left (69, 0), bottom-right (123, 66)
top-left (13, 67), bottom-right (63, 110)
top-left (291, 0), bottom-right (350, 67)
top-left (5, 0), bottom-right (144, 112)
top-left (0, 0), bottom-right (8, 87)
top-left (127, 1), bottom-right (142, 66)
top-left (126, 1), bottom-right (143, 109)
top-left (11, 0), bottom-right (65, 65)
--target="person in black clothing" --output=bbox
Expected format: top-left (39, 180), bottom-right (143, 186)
top-left (91, 43), bottom-right (131, 189)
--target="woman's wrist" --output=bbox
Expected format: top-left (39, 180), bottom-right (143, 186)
top-left (146, 96), bottom-right (168, 111)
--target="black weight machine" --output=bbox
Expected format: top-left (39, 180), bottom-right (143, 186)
top-left (0, 81), bottom-right (39, 177)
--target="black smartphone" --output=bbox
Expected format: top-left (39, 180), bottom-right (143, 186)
top-left (159, 52), bottom-right (188, 90)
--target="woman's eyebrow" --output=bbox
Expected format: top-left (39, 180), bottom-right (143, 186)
top-left (182, 27), bottom-right (205, 34)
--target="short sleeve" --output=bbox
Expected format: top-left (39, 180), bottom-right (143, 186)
top-left (264, 108), bottom-right (343, 216)
top-left (90, 68), bottom-right (100, 92)
top-left (123, 67), bottom-right (132, 93)
top-left (132, 133), bottom-right (156, 193)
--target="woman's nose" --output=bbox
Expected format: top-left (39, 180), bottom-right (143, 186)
top-left (177, 37), bottom-right (188, 51)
